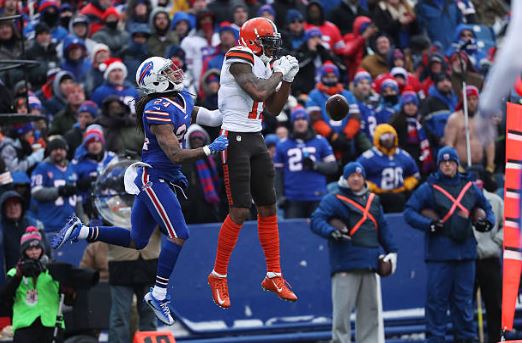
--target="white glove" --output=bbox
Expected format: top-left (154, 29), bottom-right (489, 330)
top-left (282, 56), bottom-right (299, 82)
top-left (383, 252), bottom-right (398, 274)
top-left (272, 56), bottom-right (294, 78)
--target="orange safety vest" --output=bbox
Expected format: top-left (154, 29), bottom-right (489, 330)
top-left (335, 193), bottom-right (378, 236)
top-left (431, 181), bottom-right (473, 223)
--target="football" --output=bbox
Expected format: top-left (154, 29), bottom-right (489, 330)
top-left (329, 218), bottom-right (348, 232)
top-left (377, 255), bottom-right (392, 277)
top-left (421, 208), bottom-right (439, 220)
top-left (472, 207), bottom-right (486, 222)
top-left (326, 94), bottom-right (349, 121)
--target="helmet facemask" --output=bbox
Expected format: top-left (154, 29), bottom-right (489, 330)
top-left (258, 33), bottom-right (281, 64)
top-left (160, 59), bottom-right (184, 92)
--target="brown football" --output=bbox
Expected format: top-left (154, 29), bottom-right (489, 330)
top-left (329, 218), bottom-right (348, 232)
top-left (377, 255), bottom-right (392, 277)
top-left (421, 208), bottom-right (439, 220)
top-left (326, 94), bottom-right (349, 121)
top-left (472, 207), bottom-right (486, 222)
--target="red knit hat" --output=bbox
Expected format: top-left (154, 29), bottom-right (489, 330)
top-left (102, 7), bottom-right (120, 22)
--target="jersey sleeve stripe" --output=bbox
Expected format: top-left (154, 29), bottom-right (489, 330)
top-left (145, 116), bottom-right (171, 122)
top-left (225, 51), bottom-right (254, 64)
top-left (144, 110), bottom-right (170, 116)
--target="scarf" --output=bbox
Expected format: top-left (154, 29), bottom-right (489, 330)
top-left (317, 82), bottom-right (345, 96)
top-left (195, 156), bottom-right (220, 205)
top-left (406, 117), bottom-right (434, 173)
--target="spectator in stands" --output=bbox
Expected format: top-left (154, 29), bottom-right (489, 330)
top-left (448, 51), bottom-right (484, 101)
top-left (281, 9), bottom-right (306, 51)
top-left (304, 0), bottom-right (345, 54)
top-left (307, 63), bottom-right (369, 165)
top-left (419, 53), bottom-right (447, 95)
top-left (49, 83), bottom-right (86, 136)
top-left (473, 174), bottom-right (503, 343)
top-left (372, 0), bottom-right (420, 49)
top-left (125, 0), bottom-right (152, 29)
top-left (357, 124), bottom-right (420, 212)
top-left (85, 43), bottom-right (110, 95)
top-left (352, 70), bottom-right (380, 141)
top-left (294, 28), bottom-right (345, 96)
top-left (419, 72), bottom-right (458, 149)
top-left (0, 157), bottom-right (13, 196)
top-left (64, 100), bottom-right (99, 159)
top-left (205, 22), bottom-right (238, 72)
top-left (26, 23), bottom-right (59, 90)
top-left (329, 0), bottom-right (369, 36)
top-left (444, 86), bottom-right (495, 173)
top-left (375, 78), bottom-right (400, 124)
top-left (181, 10), bottom-right (219, 90)
top-left (361, 33), bottom-right (392, 78)
top-left (311, 161), bottom-right (398, 343)
top-left (272, 0), bottom-right (307, 29)
top-left (0, 0), bottom-right (19, 17)
top-left (92, 7), bottom-right (130, 57)
top-left (258, 4), bottom-right (275, 22)
top-left (0, 124), bottom-right (44, 173)
top-left (447, 24), bottom-right (487, 72)
top-left (171, 11), bottom-right (192, 44)
top-left (67, 14), bottom-right (96, 55)
top-left (1, 226), bottom-right (64, 343)
top-left (96, 96), bottom-right (144, 157)
top-left (72, 124), bottom-right (116, 218)
top-left (38, 1), bottom-right (68, 43)
top-left (199, 69), bottom-right (220, 110)
top-left (230, 3), bottom-right (249, 32)
top-left (415, 0), bottom-right (462, 49)
top-left (0, 20), bottom-right (21, 61)
top-left (207, 0), bottom-right (233, 23)
top-left (80, 241), bottom-right (109, 282)
top-left (147, 8), bottom-right (178, 57)
top-left (31, 137), bottom-right (79, 233)
top-left (390, 91), bottom-right (435, 176)
top-left (80, 0), bottom-right (111, 36)
top-left (404, 146), bottom-right (495, 343)
top-left (122, 24), bottom-right (152, 84)
top-left (389, 66), bottom-right (421, 95)
top-left (11, 171), bottom-right (33, 218)
top-left (274, 108), bottom-right (337, 218)
top-left (472, 0), bottom-right (508, 27)
top-left (41, 70), bottom-right (75, 116)
top-left (179, 124), bottom-right (225, 224)
top-left (91, 58), bottom-right (139, 107)
top-left (342, 16), bottom-right (378, 82)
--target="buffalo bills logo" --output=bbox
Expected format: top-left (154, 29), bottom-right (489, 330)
top-left (138, 61), bottom-right (154, 85)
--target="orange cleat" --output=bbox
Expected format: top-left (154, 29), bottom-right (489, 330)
top-left (261, 276), bottom-right (298, 302)
top-left (208, 274), bottom-right (231, 309)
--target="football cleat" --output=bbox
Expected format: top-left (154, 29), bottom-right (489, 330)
top-left (261, 276), bottom-right (298, 302)
top-left (51, 215), bottom-right (83, 249)
top-left (208, 274), bottom-right (231, 309)
top-left (144, 289), bottom-right (175, 325)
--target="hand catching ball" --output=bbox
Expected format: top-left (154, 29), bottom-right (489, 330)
top-left (326, 94), bottom-right (349, 121)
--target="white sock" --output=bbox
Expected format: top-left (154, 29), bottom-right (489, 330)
top-left (152, 286), bottom-right (167, 300)
top-left (211, 270), bottom-right (227, 278)
top-left (77, 225), bottom-right (90, 240)
top-left (266, 272), bottom-right (281, 279)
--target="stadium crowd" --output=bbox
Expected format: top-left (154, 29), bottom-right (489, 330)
top-left (0, 0), bottom-right (512, 341)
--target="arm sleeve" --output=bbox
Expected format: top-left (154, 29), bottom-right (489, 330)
top-left (195, 107), bottom-right (223, 127)
top-left (475, 185), bottom-right (496, 227)
top-left (404, 184), bottom-right (433, 232)
top-left (377, 207), bottom-right (399, 253)
top-left (310, 196), bottom-right (339, 239)
top-left (31, 167), bottom-right (59, 201)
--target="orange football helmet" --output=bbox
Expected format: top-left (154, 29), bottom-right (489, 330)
top-left (239, 17), bottom-right (281, 62)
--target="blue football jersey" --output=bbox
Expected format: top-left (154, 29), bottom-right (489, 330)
top-left (141, 91), bottom-right (194, 181)
top-left (357, 100), bottom-right (378, 141)
top-left (72, 151), bottom-right (116, 204)
top-left (31, 161), bottom-right (77, 232)
top-left (274, 135), bottom-right (335, 201)
top-left (356, 147), bottom-right (419, 191)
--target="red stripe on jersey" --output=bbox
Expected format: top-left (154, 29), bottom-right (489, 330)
top-left (146, 116), bottom-right (171, 122)
top-left (225, 50), bottom-right (254, 64)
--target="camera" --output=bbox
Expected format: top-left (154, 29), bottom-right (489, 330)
top-left (19, 257), bottom-right (45, 277)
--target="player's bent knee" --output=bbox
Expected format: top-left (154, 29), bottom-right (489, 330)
top-left (257, 204), bottom-right (277, 217)
top-left (230, 207), bottom-right (250, 224)
top-left (131, 239), bottom-right (150, 250)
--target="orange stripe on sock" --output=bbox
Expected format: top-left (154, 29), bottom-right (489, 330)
top-left (214, 215), bottom-right (242, 275)
top-left (258, 214), bottom-right (281, 273)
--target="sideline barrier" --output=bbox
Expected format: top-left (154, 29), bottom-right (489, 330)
top-left (133, 331), bottom-right (176, 343)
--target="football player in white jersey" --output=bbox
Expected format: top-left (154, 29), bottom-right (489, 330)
top-left (207, 17), bottom-right (299, 309)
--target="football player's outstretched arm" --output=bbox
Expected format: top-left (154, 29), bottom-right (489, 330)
top-left (191, 106), bottom-right (223, 127)
top-left (230, 63), bottom-right (283, 102)
top-left (264, 81), bottom-right (291, 116)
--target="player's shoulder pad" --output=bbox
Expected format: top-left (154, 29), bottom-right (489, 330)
top-left (362, 149), bottom-right (374, 159)
top-left (225, 45), bottom-right (255, 65)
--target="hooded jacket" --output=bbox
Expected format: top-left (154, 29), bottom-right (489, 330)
top-left (43, 70), bottom-right (75, 115)
top-left (61, 36), bottom-right (92, 81)
top-left (446, 24), bottom-right (487, 71)
top-left (342, 16), bottom-right (372, 81)
top-left (329, 0), bottom-right (370, 35)
top-left (311, 182), bottom-right (398, 275)
top-left (147, 8), bottom-right (179, 57)
top-left (303, 0), bottom-right (345, 54)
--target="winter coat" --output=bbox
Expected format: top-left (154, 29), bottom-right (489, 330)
top-left (41, 70), bottom-right (76, 116)
top-left (360, 52), bottom-right (389, 79)
top-left (25, 42), bottom-right (60, 89)
top-left (473, 190), bottom-right (503, 259)
top-left (147, 8), bottom-right (179, 57)
top-left (404, 171), bottom-right (495, 261)
top-left (49, 105), bottom-right (78, 136)
top-left (92, 26), bottom-right (130, 57)
top-left (329, 1), bottom-right (369, 35)
top-left (311, 184), bottom-right (398, 275)
top-left (91, 82), bottom-right (139, 108)
top-left (415, 0), bottom-right (462, 49)
top-left (342, 16), bottom-right (371, 82)
top-left (96, 113), bottom-right (144, 157)
top-left (371, 1), bottom-right (420, 49)
top-left (304, 0), bottom-right (345, 54)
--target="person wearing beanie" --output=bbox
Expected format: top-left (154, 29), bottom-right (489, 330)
top-left (25, 22), bottom-right (60, 90)
top-left (405, 146), bottom-right (495, 343)
top-left (63, 100), bottom-right (99, 159)
top-left (390, 91), bottom-right (435, 176)
top-left (448, 50), bottom-right (484, 101)
top-left (357, 123), bottom-right (420, 212)
top-left (37, 0), bottom-right (68, 43)
top-left (31, 136), bottom-right (79, 233)
top-left (352, 70), bottom-right (380, 142)
top-left (444, 85), bottom-right (496, 176)
top-left (72, 124), bottom-right (116, 217)
top-left (91, 58), bottom-right (139, 107)
top-left (147, 8), bottom-right (178, 57)
top-left (2, 226), bottom-right (64, 342)
top-left (375, 77), bottom-right (400, 124)
top-left (0, 121), bottom-right (45, 174)
top-left (203, 22), bottom-right (239, 74)
top-left (92, 7), bottom-right (130, 57)
top-left (257, 4), bottom-right (275, 22)
top-left (304, 1), bottom-right (345, 55)
top-left (311, 160), bottom-right (398, 343)
top-left (274, 107), bottom-right (337, 218)
top-left (85, 43), bottom-right (111, 94)
top-left (199, 69), bottom-right (220, 110)
top-left (341, 16), bottom-right (378, 82)
top-left (281, 9), bottom-right (306, 51)
top-left (230, 4), bottom-right (249, 32)
top-left (49, 83), bottom-right (86, 136)
top-left (60, 36), bottom-right (91, 82)
top-left (122, 24), bottom-right (152, 84)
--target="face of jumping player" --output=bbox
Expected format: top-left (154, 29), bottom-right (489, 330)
top-left (347, 172), bottom-right (365, 192)
top-left (293, 117), bottom-right (308, 134)
top-left (50, 147), bottom-right (66, 165)
top-left (439, 160), bottom-right (458, 177)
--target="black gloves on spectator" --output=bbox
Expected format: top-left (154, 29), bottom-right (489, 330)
top-left (429, 220), bottom-right (445, 233)
top-left (302, 157), bottom-right (316, 170)
top-left (58, 184), bottom-right (77, 197)
top-left (475, 219), bottom-right (493, 232)
top-left (77, 176), bottom-right (97, 192)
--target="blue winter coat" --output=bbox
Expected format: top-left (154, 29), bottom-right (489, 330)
top-left (311, 185), bottom-right (398, 275)
top-left (404, 171), bottom-right (495, 261)
top-left (415, 0), bottom-right (462, 49)
top-left (91, 82), bottom-right (139, 108)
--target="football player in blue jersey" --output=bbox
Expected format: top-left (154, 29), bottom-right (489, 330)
top-left (51, 56), bottom-right (228, 325)
top-left (274, 107), bottom-right (337, 218)
top-left (357, 124), bottom-right (420, 212)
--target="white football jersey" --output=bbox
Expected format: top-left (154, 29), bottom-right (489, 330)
top-left (218, 45), bottom-right (272, 132)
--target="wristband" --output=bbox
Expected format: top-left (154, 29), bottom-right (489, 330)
top-left (203, 145), bottom-right (211, 156)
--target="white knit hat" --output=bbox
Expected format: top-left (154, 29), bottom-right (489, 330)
top-left (102, 57), bottom-right (127, 80)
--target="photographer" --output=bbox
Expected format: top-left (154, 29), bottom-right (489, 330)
top-left (1, 227), bottom-right (64, 343)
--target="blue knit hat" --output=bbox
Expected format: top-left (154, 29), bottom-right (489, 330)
top-left (320, 62), bottom-right (340, 79)
top-left (399, 91), bottom-right (419, 108)
top-left (304, 27), bottom-right (322, 41)
top-left (258, 4), bottom-right (275, 17)
top-left (353, 70), bottom-right (372, 85)
top-left (286, 9), bottom-right (303, 24)
top-left (79, 100), bottom-right (99, 118)
top-left (437, 146), bottom-right (459, 166)
top-left (343, 162), bottom-right (366, 179)
top-left (264, 134), bottom-right (279, 147)
top-left (380, 78), bottom-right (399, 94)
top-left (290, 107), bottom-right (309, 123)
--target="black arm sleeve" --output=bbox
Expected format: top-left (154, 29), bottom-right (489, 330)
top-left (315, 161), bottom-right (339, 176)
